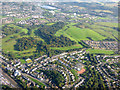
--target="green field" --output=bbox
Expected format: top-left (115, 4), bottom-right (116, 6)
top-left (86, 49), bottom-right (114, 54)
top-left (55, 24), bottom-right (106, 42)
top-left (71, 69), bottom-right (79, 80)
top-left (27, 76), bottom-right (45, 87)
top-left (2, 24), bottom-right (41, 58)
top-left (87, 23), bottom-right (118, 40)
top-left (50, 44), bottom-right (82, 50)
top-left (20, 59), bottom-right (26, 64)
top-left (95, 22), bottom-right (118, 28)
top-left (46, 23), bottom-right (55, 25)
top-left (2, 22), bottom-right (117, 58)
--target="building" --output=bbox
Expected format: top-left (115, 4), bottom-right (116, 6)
top-left (14, 70), bottom-right (21, 77)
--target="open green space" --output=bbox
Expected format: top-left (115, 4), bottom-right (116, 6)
top-left (46, 23), bottom-right (55, 26)
top-left (71, 69), bottom-right (79, 80)
top-left (2, 21), bottom-right (118, 59)
top-left (2, 24), bottom-right (43, 58)
top-left (27, 76), bottom-right (45, 87)
top-left (6, 24), bottom-right (28, 34)
top-left (95, 22), bottom-right (118, 28)
top-left (13, 16), bottom-right (31, 23)
top-left (55, 24), bottom-right (106, 42)
top-left (86, 49), bottom-right (114, 54)
top-left (20, 59), bottom-right (26, 64)
top-left (50, 44), bottom-right (82, 50)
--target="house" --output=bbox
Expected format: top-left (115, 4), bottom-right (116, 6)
top-left (14, 70), bottom-right (21, 76)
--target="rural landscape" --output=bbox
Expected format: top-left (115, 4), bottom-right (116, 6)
top-left (0, 0), bottom-right (120, 89)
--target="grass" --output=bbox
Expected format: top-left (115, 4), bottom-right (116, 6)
top-left (86, 49), bottom-right (115, 55)
top-left (71, 69), bottom-right (78, 80)
top-left (50, 44), bottom-right (82, 50)
top-left (26, 59), bottom-right (32, 63)
top-left (7, 24), bottom-right (28, 34)
top-left (2, 24), bottom-right (42, 58)
top-left (2, 21), bottom-right (118, 58)
top-left (20, 59), bottom-right (26, 64)
top-left (13, 16), bottom-right (31, 23)
top-left (2, 34), bottom-right (36, 58)
top-left (94, 10), bottom-right (113, 14)
top-left (56, 25), bottom-right (106, 42)
top-left (2, 38), bottom-right (16, 52)
top-left (54, 22), bottom-right (118, 50)
top-left (86, 23), bottom-right (118, 40)
top-left (96, 17), bottom-right (110, 20)
top-left (27, 76), bottom-right (45, 87)
top-left (95, 22), bottom-right (118, 28)
top-left (46, 23), bottom-right (55, 25)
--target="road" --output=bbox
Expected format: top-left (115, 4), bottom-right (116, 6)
top-left (22, 73), bottom-right (50, 88)
top-left (0, 58), bottom-right (21, 88)
top-left (1, 69), bottom-right (21, 88)
top-left (66, 77), bottom-right (83, 88)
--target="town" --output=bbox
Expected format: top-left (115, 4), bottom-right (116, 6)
top-left (0, 1), bottom-right (119, 89)
top-left (0, 48), bottom-right (120, 89)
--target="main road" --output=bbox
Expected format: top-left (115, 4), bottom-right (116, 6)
top-left (1, 68), bottom-right (21, 88)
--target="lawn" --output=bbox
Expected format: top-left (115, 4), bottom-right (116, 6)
top-left (71, 69), bottom-right (79, 80)
top-left (20, 59), bottom-right (26, 64)
top-left (86, 49), bottom-right (115, 54)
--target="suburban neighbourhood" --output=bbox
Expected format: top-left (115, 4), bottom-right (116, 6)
top-left (0, 49), bottom-right (120, 88)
